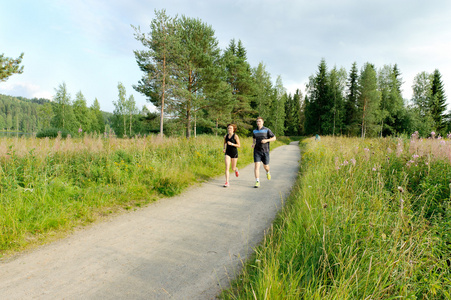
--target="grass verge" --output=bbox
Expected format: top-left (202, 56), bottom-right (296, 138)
top-left (0, 134), bottom-right (287, 258)
top-left (221, 136), bottom-right (451, 299)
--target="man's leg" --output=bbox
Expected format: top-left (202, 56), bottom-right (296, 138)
top-left (254, 161), bottom-right (260, 179)
top-left (263, 164), bottom-right (271, 180)
top-left (262, 152), bottom-right (271, 180)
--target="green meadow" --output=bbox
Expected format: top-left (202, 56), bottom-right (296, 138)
top-left (2, 134), bottom-right (450, 298)
top-left (222, 135), bottom-right (451, 299)
top-left (0, 134), bottom-right (288, 257)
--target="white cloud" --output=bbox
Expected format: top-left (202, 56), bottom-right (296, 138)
top-left (0, 82), bottom-right (53, 100)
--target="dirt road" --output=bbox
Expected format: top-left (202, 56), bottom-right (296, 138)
top-left (0, 142), bottom-right (300, 299)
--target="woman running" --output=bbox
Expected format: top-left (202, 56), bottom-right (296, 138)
top-left (223, 124), bottom-right (240, 187)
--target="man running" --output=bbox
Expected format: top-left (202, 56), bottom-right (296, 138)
top-left (252, 117), bottom-right (276, 188)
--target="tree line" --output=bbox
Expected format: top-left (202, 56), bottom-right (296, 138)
top-left (132, 9), bottom-right (300, 138)
top-left (304, 59), bottom-right (448, 138)
top-left (2, 9), bottom-right (448, 138)
top-left (0, 87), bottom-right (161, 137)
top-left (133, 10), bottom-right (448, 139)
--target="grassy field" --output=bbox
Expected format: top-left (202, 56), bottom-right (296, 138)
top-left (222, 135), bottom-right (451, 299)
top-left (0, 134), bottom-right (288, 258)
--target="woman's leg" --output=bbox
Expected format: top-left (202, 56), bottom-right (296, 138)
top-left (231, 158), bottom-right (237, 172)
top-left (224, 155), bottom-right (231, 183)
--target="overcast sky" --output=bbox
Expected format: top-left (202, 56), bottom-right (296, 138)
top-left (1, 0), bottom-right (450, 113)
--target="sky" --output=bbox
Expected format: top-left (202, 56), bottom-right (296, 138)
top-left (1, 0), bottom-right (451, 113)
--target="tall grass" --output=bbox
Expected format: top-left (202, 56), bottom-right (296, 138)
top-left (222, 136), bottom-right (451, 299)
top-left (0, 134), bottom-right (286, 257)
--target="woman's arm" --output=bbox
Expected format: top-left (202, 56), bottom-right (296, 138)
top-left (223, 135), bottom-right (227, 152)
top-left (234, 135), bottom-right (241, 148)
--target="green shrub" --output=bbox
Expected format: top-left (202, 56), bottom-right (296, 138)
top-left (36, 128), bottom-right (72, 138)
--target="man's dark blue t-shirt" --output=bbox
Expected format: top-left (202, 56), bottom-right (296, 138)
top-left (253, 126), bottom-right (275, 153)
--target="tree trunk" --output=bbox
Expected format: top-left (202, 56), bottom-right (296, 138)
top-left (215, 118), bottom-right (218, 136)
top-left (123, 115), bottom-right (126, 137)
top-left (361, 99), bottom-right (366, 139)
top-left (160, 53), bottom-right (166, 138)
top-left (186, 108), bottom-right (191, 138)
top-left (194, 113), bottom-right (197, 138)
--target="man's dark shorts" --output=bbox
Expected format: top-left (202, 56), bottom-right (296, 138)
top-left (254, 150), bottom-right (270, 165)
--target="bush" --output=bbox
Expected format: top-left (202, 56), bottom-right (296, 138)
top-left (36, 128), bottom-right (72, 139)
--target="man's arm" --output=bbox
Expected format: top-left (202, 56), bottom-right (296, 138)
top-left (261, 136), bottom-right (276, 144)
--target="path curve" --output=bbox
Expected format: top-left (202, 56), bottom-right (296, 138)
top-left (0, 142), bottom-right (300, 300)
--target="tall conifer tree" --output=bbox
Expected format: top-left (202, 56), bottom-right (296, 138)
top-left (73, 91), bottom-right (91, 133)
top-left (430, 69), bottom-right (447, 132)
top-left (252, 62), bottom-right (273, 121)
top-left (223, 39), bottom-right (255, 134)
top-left (344, 62), bottom-right (359, 136)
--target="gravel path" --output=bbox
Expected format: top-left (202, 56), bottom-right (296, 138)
top-left (0, 142), bottom-right (300, 300)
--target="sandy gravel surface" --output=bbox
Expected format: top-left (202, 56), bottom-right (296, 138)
top-left (0, 142), bottom-right (300, 300)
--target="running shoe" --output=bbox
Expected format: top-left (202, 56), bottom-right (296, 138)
top-left (235, 169), bottom-right (239, 177)
top-left (224, 182), bottom-right (229, 187)
top-left (266, 172), bottom-right (271, 180)
top-left (254, 181), bottom-right (260, 188)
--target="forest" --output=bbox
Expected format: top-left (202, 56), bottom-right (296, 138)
top-left (0, 9), bottom-right (448, 139)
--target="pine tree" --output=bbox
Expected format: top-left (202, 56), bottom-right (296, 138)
top-left (73, 91), bottom-right (91, 133)
top-left (90, 98), bottom-right (105, 133)
top-left (205, 81), bottom-right (233, 136)
top-left (294, 89), bottom-right (304, 135)
top-left (430, 69), bottom-right (447, 132)
top-left (171, 16), bottom-right (223, 138)
top-left (223, 39), bottom-right (255, 134)
top-left (133, 9), bottom-right (179, 137)
top-left (344, 62), bottom-right (359, 136)
top-left (0, 53), bottom-right (24, 82)
top-left (304, 59), bottom-right (331, 135)
top-left (252, 62), bottom-right (273, 122)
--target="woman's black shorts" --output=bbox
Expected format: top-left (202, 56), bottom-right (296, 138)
top-left (225, 148), bottom-right (238, 158)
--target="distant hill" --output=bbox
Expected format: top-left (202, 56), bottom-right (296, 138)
top-left (0, 93), bottom-right (113, 133)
